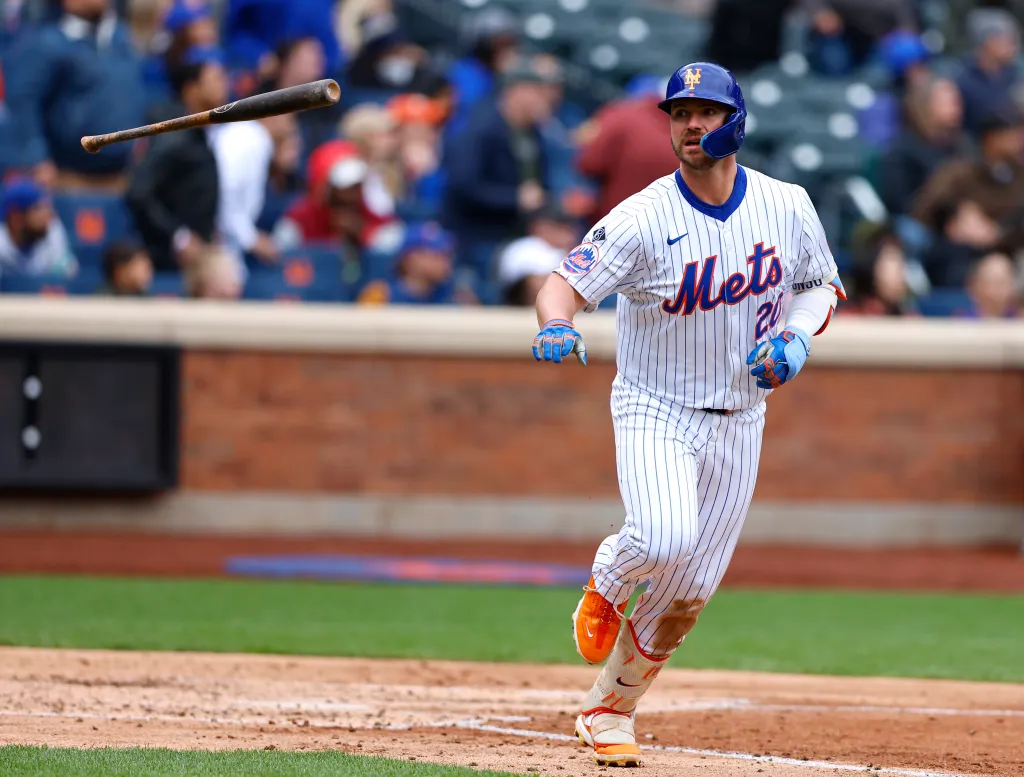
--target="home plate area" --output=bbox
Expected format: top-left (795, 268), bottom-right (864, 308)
top-left (1, 648), bottom-right (1022, 776)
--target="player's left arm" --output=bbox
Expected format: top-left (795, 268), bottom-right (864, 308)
top-left (747, 187), bottom-right (846, 390)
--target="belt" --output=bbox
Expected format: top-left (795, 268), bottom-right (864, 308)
top-left (701, 408), bottom-right (733, 416)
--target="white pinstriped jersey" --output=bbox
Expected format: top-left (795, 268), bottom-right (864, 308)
top-left (556, 166), bottom-right (838, 411)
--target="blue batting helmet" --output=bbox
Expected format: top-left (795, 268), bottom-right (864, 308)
top-left (658, 62), bottom-right (746, 160)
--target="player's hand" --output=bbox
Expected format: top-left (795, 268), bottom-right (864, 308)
top-left (533, 319), bottom-right (587, 365)
top-left (746, 328), bottom-right (810, 389)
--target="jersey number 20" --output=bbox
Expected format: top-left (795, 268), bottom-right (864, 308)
top-left (754, 298), bottom-right (785, 339)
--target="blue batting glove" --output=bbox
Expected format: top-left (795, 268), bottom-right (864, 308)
top-left (533, 319), bottom-right (587, 365)
top-left (746, 328), bottom-right (810, 389)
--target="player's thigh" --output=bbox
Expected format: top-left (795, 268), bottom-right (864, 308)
top-left (613, 417), bottom-right (701, 568)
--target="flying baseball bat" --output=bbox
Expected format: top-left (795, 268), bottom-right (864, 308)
top-left (81, 79), bottom-right (341, 154)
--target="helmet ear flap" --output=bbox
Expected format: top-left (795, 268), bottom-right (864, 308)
top-left (699, 110), bottom-right (745, 160)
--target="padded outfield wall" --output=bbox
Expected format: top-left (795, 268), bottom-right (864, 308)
top-left (0, 298), bottom-right (1021, 547)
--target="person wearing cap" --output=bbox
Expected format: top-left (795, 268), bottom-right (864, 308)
top-left (498, 204), bottom-right (579, 306)
top-left (347, 12), bottom-right (434, 92)
top-left (0, 178), bottom-right (77, 278)
top-left (3, 0), bottom-right (146, 190)
top-left (957, 8), bottom-right (1022, 137)
top-left (387, 94), bottom-right (449, 212)
top-left (576, 74), bottom-right (679, 225)
top-left (127, 45), bottom-right (241, 297)
top-left (142, 0), bottom-right (219, 103)
top-left (273, 139), bottom-right (399, 254)
top-left (799, 0), bottom-right (917, 77)
top-left (913, 106), bottom-right (1024, 254)
top-left (357, 221), bottom-right (466, 305)
top-left (442, 56), bottom-right (554, 278)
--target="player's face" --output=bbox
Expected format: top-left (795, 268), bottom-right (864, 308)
top-left (668, 99), bottom-right (732, 171)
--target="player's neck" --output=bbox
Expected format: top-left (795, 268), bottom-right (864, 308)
top-left (678, 157), bottom-right (738, 207)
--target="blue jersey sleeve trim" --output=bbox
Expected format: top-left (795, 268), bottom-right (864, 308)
top-left (673, 166), bottom-right (747, 222)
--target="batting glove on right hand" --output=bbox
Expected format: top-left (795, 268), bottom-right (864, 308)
top-left (533, 319), bottom-right (588, 365)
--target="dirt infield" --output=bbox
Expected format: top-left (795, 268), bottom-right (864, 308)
top-left (1, 531), bottom-right (1023, 591)
top-left (1, 648), bottom-right (1021, 776)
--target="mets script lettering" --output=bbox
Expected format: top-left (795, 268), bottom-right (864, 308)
top-left (662, 243), bottom-right (783, 316)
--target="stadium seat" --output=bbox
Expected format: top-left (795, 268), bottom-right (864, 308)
top-left (52, 193), bottom-right (134, 272)
top-left (242, 246), bottom-right (353, 302)
top-left (0, 267), bottom-right (103, 296)
top-left (917, 289), bottom-right (972, 318)
top-left (150, 271), bottom-right (185, 298)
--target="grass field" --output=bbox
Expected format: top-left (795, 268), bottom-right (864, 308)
top-left (0, 746), bottom-right (521, 777)
top-left (1, 575), bottom-right (1023, 682)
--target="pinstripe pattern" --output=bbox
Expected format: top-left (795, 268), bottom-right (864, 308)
top-left (561, 164), bottom-right (838, 658)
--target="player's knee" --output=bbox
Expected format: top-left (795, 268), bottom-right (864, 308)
top-left (645, 532), bottom-right (697, 575)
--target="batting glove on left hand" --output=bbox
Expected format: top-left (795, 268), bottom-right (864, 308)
top-left (746, 328), bottom-right (810, 389)
top-left (533, 319), bottom-right (587, 365)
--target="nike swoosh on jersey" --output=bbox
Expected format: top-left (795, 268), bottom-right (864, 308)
top-left (616, 677), bottom-right (643, 688)
top-left (667, 233), bottom-right (688, 245)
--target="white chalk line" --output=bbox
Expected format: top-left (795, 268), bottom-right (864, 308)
top-left (640, 698), bottom-right (1024, 718)
top-left (453, 721), bottom-right (977, 777)
top-left (0, 709), bottom-right (982, 777)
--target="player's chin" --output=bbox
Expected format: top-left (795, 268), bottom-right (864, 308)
top-left (680, 149), bottom-right (717, 171)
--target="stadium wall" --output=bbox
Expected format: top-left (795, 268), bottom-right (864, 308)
top-left (0, 298), bottom-right (1021, 547)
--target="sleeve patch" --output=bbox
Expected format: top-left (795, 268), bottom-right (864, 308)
top-left (591, 227), bottom-right (606, 242)
top-left (561, 242), bottom-right (599, 276)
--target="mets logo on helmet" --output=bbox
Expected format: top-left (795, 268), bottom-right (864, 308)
top-left (684, 68), bottom-right (702, 90)
top-left (561, 243), bottom-right (598, 275)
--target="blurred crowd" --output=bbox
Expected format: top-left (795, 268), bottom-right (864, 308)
top-left (0, 0), bottom-right (1020, 319)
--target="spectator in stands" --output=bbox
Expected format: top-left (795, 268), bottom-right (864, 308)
top-left (957, 8), bottom-right (1021, 137)
top-left (576, 75), bottom-right (679, 224)
top-left (912, 107), bottom-right (1024, 254)
top-left (209, 112), bottom-right (278, 266)
top-left (387, 93), bottom-right (448, 213)
top-left (856, 30), bottom-right (933, 149)
top-left (4, 0), bottom-right (146, 190)
top-left (446, 7), bottom-right (520, 144)
top-left (845, 222), bottom-right (918, 315)
top-left (442, 57), bottom-right (553, 276)
top-left (0, 178), bottom-right (77, 278)
top-left (498, 204), bottom-right (578, 306)
top-left (879, 74), bottom-right (967, 217)
top-left (347, 12), bottom-right (434, 93)
top-left (706, 0), bottom-right (792, 75)
top-left (274, 141), bottom-right (400, 254)
top-left (142, 0), bottom-right (219, 104)
top-left (921, 198), bottom-right (1002, 288)
top-left (258, 112), bottom-right (304, 232)
top-left (337, 0), bottom-right (393, 59)
top-left (358, 221), bottom-right (471, 305)
top-left (126, 46), bottom-right (242, 298)
top-left (961, 251), bottom-right (1021, 318)
top-left (340, 104), bottom-right (403, 203)
top-left (258, 36), bottom-right (334, 150)
top-left (801, 0), bottom-right (917, 77)
top-left (98, 238), bottom-right (153, 296)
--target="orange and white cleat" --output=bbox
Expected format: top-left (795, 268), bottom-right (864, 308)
top-left (575, 709), bottom-right (641, 767)
top-left (572, 577), bottom-right (627, 664)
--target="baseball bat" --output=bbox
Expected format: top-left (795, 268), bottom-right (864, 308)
top-left (81, 79), bottom-right (341, 154)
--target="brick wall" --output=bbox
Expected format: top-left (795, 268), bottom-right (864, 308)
top-left (182, 351), bottom-right (1024, 504)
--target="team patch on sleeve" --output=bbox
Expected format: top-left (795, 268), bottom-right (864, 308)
top-left (561, 242), bottom-right (599, 275)
top-left (591, 227), bottom-right (606, 243)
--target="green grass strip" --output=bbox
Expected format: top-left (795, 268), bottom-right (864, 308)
top-left (0, 575), bottom-right (1022, 682)
top-left (0, 746), bottom-right (524, 777)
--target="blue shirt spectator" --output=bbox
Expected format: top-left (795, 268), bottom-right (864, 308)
top-left (957, 9), bottom-right (1022, 137)
top-left (224, 0), bottom-right (342, 75)
top-left (442, 58), bottom-right (552, 274)
top-left (4, 0), bottom-right (146, 184)
top-left (445, 7), bottom-right (519, 146)
top-left (142, 0), bottom-right (219, 105)
top-left (357, 222), bottom-right (463, 306)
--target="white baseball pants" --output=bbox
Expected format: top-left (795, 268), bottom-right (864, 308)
top-left (591, 380), bottom-right (766, 657)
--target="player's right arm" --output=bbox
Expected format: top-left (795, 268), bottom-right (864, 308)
top-left (532, 206), bottom-right (646, 365)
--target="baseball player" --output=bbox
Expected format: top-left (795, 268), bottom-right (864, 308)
top-left (532, 62), bottom-right (845, 767)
